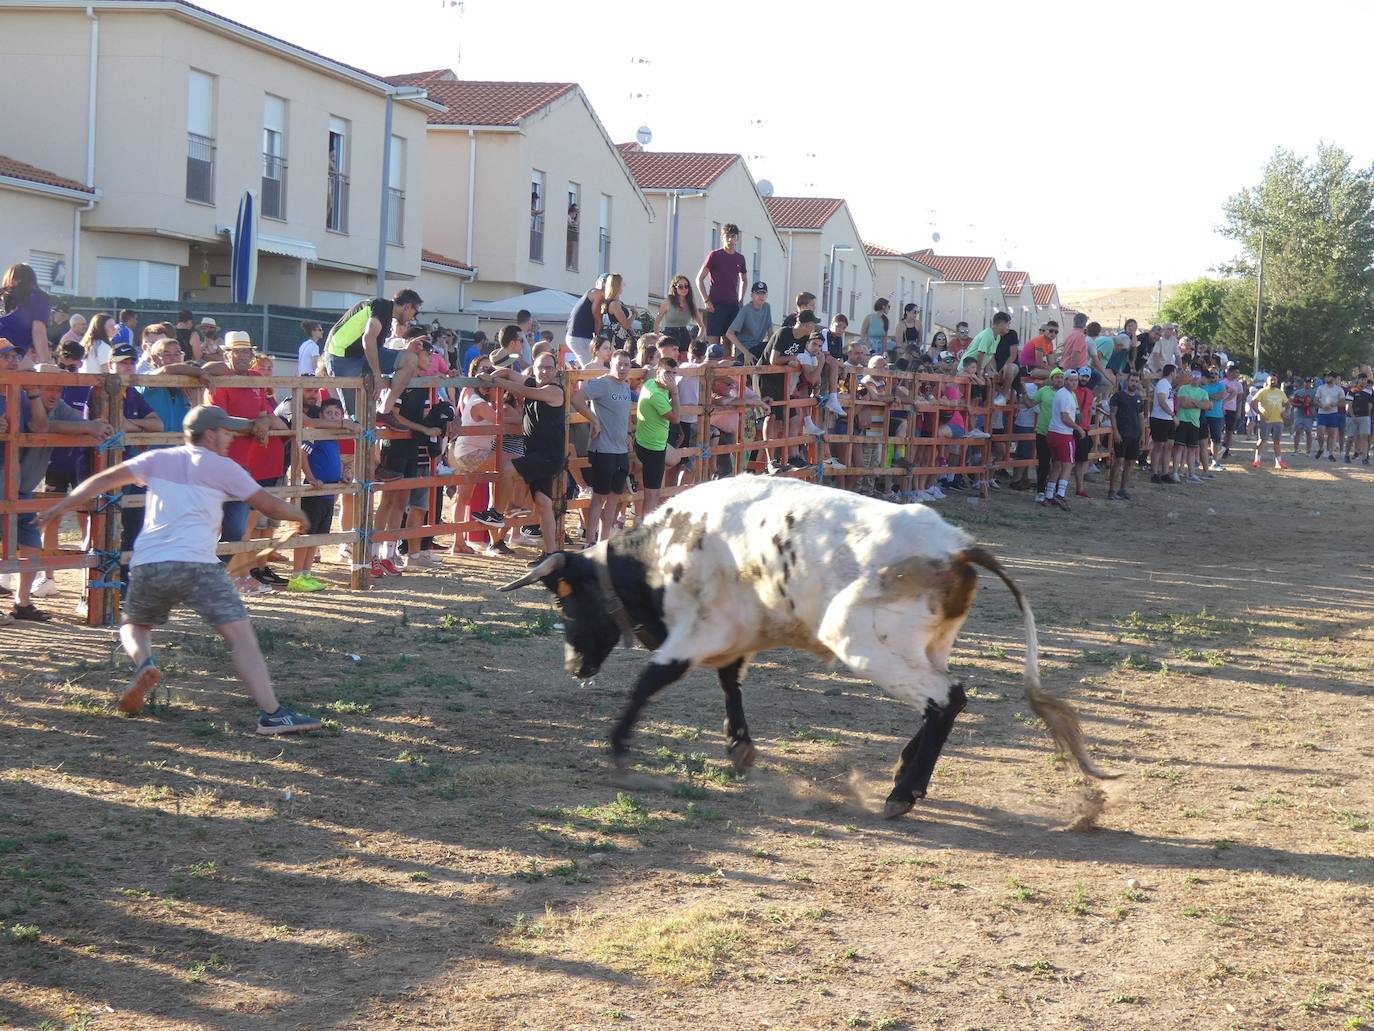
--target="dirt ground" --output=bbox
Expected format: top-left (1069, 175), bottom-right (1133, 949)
top-left (2, 452), bottom-right (1372, 1031)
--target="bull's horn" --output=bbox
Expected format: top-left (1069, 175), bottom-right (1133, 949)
top-left (497, 552), bottom-right (566, 591)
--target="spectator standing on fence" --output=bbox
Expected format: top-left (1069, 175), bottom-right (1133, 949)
top-left (207, 332), bottom-right (288, 595)
top-left (895, 303), bottom-right (922, 351)
top-left (725, 281), bottom-right (773, 364)
top-left (762, 311), bottom-right (819, 472)
top-left (475, 354), bottom-right (567, 562)
top-left (574, 349), bottom-right (634, 543)
top-left (0, 263), bottom-right (53, 366)
top-left (697, 223), bottom-right (748, 347)
top-left (297, 321), bottom-right (323, 376)
top-left (859, 299), bottom-right (891, 356)
top-left (322, 288), bottom-right (423, 418)
top-left (1250, 374), bottom-right (1290, 470)
top-left (565, 277), bottom-right (606, 367)
top-left (4, 361), bottom-right (113, 621)
top-left (78, 313), bottom-right (114, 374)
top-left (1033, 367), bottom-right (1064, 504)
top-left (1107, 371), bottom-right (1144, 500)
top-left (1019, 322), bottom-right (1056, 371)
top-left (601, 274), bottom-right (639, 350)
top-left (1056, 313), bottom-right (1093, 379)
top-left (36, 404), bottom-right (320, 734)
top-left (655, 275), bottom-right (706, 351)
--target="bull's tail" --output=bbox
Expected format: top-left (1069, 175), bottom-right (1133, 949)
top-left (956, 547), bottom-right (1119, 782)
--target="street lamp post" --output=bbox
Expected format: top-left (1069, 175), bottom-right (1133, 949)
top-left (376, 86), bottom-right (427, 295)
top-left (829, 243), bottom-right (853, 320)
top-left (667, 188), bottom-right (707, 297)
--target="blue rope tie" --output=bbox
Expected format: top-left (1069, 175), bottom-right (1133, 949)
top-left (88, 580), bottom-right (124, 590)
top-left (91, 488), bottom-right (127, 514)
top-left (360, 428), bottom-right (379, 445)
top-left (96, 431), bottom-right (126, 452)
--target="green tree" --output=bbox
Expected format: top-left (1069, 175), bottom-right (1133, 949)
top-left (1158, 277), bottom-right (1239, 344)
top-left (1219, 144), bottom-right (1374, 373)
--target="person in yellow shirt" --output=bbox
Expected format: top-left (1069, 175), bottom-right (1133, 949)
top-left (1249, 374), bottom-right (1289, 470)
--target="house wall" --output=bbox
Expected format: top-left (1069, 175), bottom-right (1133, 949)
top-left (872, 259), bottom-right (938, 322)
top-left (929, 267), bottom-right (1005, 334)
top-left (0, 188), bottom-right (82, 289)
top-left (0, 6), bottom-right (427, 300)
top-left (777, 211), bottom-right (874, 331)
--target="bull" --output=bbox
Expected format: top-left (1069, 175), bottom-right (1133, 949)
top-left (500, 477), bottom-right (1116, 818)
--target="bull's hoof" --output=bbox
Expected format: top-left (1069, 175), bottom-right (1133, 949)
top-left (726, 738), bottom-right (756, 772)
top-left (882, 795), bottom-right (916, 820)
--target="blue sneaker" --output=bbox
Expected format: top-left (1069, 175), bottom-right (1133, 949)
top-left (256, 706), bottom-right (322, 736)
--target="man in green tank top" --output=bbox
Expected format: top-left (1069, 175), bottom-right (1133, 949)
top-left (323, 288), bottom-right (423, 418)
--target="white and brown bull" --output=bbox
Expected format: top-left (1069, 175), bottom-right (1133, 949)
top-left (500, 477), bottom-right (1116, 818)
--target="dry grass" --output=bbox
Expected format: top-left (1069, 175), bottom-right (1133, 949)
top-left (1059, 282), bottom-right (1181, 327)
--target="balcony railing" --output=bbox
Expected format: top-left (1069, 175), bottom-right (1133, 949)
top-left (261, 152), bottom-right (286, 220)
top-left (530, 213), bottom-right (544, 263)
top-left (327, 170), bottom-right (349, 233)
top-left (387, 188), bottom-right (404, 245)
top-left (565, 223), bottom-right (579, 271)
top-left (598, 229), bottom-right (611, 276)
top-left (186, 132), bottom-right (215, 203)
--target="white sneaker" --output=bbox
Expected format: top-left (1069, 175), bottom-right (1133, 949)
top-left (236, 576), bottom-right (271, 597)
top-left (993, 393), bottom-right (1007, 406)
top-left (30, 576), bottom-right (58, 598)
top-left (824, 393), bottom-right (846, 418)
top-left (336, 544), bottom-right (352, 564)
top-left (821, 456), bottom-right (845, 470)
top-left (1187, 475), bottom-right (1204, 484)
top-left (514, 531), bottom-right (543, 547)
top-left (435, 462), bottom-right (454, 477)
top-left (1089, 463), bottom-right (1102, 474)
top-left (912, 490), bottom-right (932, 502)
top-left (578, 485), bottom-right (594, 500)
top-left (0, 573), bottom-right (14, 592)
top-left (966, 428), bottom-right (990, 439)
top-left (802, 416), bottom-right (823, 436)
top-left (927, 486), bottom-right (947, 499)
top-left (72, 598), bottom-right (88, 620)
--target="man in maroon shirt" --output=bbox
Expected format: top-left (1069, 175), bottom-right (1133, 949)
top-left (696, 222), bottom-right (748, 346)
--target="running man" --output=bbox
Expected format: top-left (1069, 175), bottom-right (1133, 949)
top-left (35, 405), bottom-right (322, 734)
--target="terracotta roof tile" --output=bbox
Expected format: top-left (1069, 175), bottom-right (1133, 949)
top-left (385, 68), bottom-right (457, 87)
top-left (618, 148), bottom-right (739, 190)
top-left (911, 249), bottom-right (995, 284)
top-left (397, 77), bottom-right (578, 126)
top-left (0, 154), bottom-right (93, 194)
top-left (999, 271), bottom-right (1028, 296)
top-left (764, 196), bottom-right (845, 230)
top-left (421, 248), bottom-right (473, 272)
top-left (1032, 282), bottom-right (1058, 305)
top-left (864, 241), bottom-right (903, 257)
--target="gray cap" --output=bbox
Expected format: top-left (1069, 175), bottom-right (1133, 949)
top-left (184, 404), bottom-right (251, 435)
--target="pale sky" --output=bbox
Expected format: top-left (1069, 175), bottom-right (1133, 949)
top-left (200, 0), bottom-right (1373, 289)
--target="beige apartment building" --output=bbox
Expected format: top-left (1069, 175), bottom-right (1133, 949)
top-left (0, 155), bottom-right (97, 294)
top-left (865, 243), bottom-right (943, 331)
top-left (616, 146), bottom-right (787, 310)
top-left (1033, 282), bottom-right (1065, 332)
top-left (911, 250), bottom-right (1007, 334)
top-left (765, 197), bottom-right (874, 329)
top-left (0, 0), bottom-right (437, 307)
top-left (999, 270), bottom-right (1038, 341)
top-left (397, 70), bottom-right (653, 313)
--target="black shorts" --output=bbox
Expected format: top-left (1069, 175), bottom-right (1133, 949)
top-left (635, 441), bottom-right (667, 490)
top-left (301, 494), bottom-right (336, 536)
top-left (1172, 422), bottom-right (1200, 447)
top-left (44, 468), bottom-right (81, 493)
top-left (759, 373), bottom-right (785, 404)
top-left (1116, 436), bottom-right (1141, 462)
top-left (667, 422), bottom-right (683, 448)
top-left (1150, 417), bottom-right (1175, 443)
top-left (660, 326), bottom-right (692, 349)
top-left (1074, 433), bottom-right (1091, 464)
top-left (586, 450), bottom-right (629, 495)
top-left (1205, 416), bottom-right (1224, 443)
top-left (678, 421), bottom-right (697, 448)
top-left (1223, 410), bottom-right (1238, 432)
top-left (570, 421), bottom-right (591, 458)
top-left (513, 452), bottom-right (565, 500)
top-left (381, 441), bottom-right (419, 479)
top-left (706, 303), bottom-right (740, 338)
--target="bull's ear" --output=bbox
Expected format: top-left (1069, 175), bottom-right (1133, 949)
top-left (497, 552), bottom-right (567, 591)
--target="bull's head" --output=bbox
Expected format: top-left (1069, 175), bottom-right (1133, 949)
top-left (498, 552), bottom-right (621, 679)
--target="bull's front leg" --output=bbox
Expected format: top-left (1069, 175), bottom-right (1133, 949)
top-left (883, 682), bottom-right (967, 820)
top-left (718, 657), bottom-right (756, 772)
top-left (609, 659), bottom-right (691, 769)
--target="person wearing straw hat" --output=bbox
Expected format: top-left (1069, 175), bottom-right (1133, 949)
top-left (36, 404), bottom-right (321, 734)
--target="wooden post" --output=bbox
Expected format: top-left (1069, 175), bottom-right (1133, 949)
top-left (350, 375), bottom-right (377, 590)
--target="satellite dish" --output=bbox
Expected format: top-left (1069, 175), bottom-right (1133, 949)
top-left (1006, 260), bottom-right (1014, 269)
top-left (931, 232), bottom-right (941, 243)
top-left (635, 125), bottom-right (652, 146)
top-left (757, 179), bottom-right (774, 198)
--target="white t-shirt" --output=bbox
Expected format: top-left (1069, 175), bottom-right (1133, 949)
top-left (1152, 378), bottom-right (1175, 419)
top-left (1049, 386), bottom-right (1079, 435)
top-left (676, 360), bottom-right (701, 424)
top-left (1013, 383), bottom-right (1039, 428)
top-left (124, 445), bottom-right (261, 566)
top-left (297, 337), bottom-right (321, 376)
top-left (1314, 383), bottom-right (1344, 414)
top-left (80, 340), bottom-right (112, 374)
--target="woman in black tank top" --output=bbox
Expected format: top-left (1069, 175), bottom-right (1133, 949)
top-left (898, 303), bottom-right (922, 346)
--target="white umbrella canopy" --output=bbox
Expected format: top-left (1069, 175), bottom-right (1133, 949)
top-left (466, 288), bottom-right (581, 323)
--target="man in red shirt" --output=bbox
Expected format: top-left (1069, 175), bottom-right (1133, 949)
top-left (207, 331), bottom-right (288, 594)
top-left (695, 222), bottom-right (748, 346)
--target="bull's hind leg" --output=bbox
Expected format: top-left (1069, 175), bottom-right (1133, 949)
top-left (883, 683), bottom-right (967, 820)
top-left (609, 659), bottom-right (691, 769)
top-left (717, 658), bottom-right (756, 771)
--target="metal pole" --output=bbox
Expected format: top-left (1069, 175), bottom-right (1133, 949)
top-left (1253, 228), bottom-right (1265, 374)
top-left (828, 244), bottom-right (838, 318)
top-left (1156, 279), bottom-right (1162, 319)
top-left (376, 92), bottom-right (395, 296)
top-left (668, 191), bottom-right (680, 294)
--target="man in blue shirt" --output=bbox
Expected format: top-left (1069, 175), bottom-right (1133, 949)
top-left (1201, 367), bottom-right (1227, 472)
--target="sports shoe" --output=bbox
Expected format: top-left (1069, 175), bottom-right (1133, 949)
top-left (236, 575), bottom-right (271, 596)
top-left (253, 567), bottom-right (290, 587)
top-left (368, 560), bottom-right (389, 578)
top-left (802, 416), bottom-right (823, 436)
top-left (765, 461), bottom-right (785, 475)
top-left (118, 658), bottom-right (161, 714)
top-left (1034, 491), bottom-right (1046, 502)
top-left (1051, 496), bottom-right (1070, 510)
top-left (577, 485), bottom-right (594, 500)
top-left (287, 573), bottom-right (327, 593)
top-left (508, 506), bottom-right (533, 519)
top-left (1209, 462), bottom-right (1226, 471)
top-left (1117, 489), bottom-right (1133, 500)
top-left (256, 706), bottom-right (322, 736)
top-left (378, 558), bottom-right (401, 576)
top-left (927, 486), bottom-right (947, 500)
top-left (1251, 458), bottom-right (1262, 468)
top-left (11, 602), bottom-right (51, 622)
top-left (1187, 475), bottom-right (1204, 484)
top-left (1169, 472), bottom-right (1182, 483)
top-left (966, 428), bottom-right (990, 439)
top-left (821, 456), bottom-right (845, 470)
top-left (911, 490), bottom-right (932, 502)
top-left (1106, 491), bottom-right (1120, 500)
top-left (1329, 452), bottom-right (1337, 462)
top-left (1276, 460), bottom-right (1289, 470)
top-left (1221, 448), bottom-right (1231, 459)
top-left (472, 509), bottom-right (505, 528)
top-left (1364, 457), bottom-right (1371, 466)
top-left (824, 393), bottom-right (846, 418)
top-left (483, 540), bottom-right (514, 557)
top-left (787, 454), bottom-right (810, 469)
top-left (1075, 490), bottom-right (1091, 498)
top-left (30, 576), bottom-right (58, 598)
top-left (515, 530), bottom-right (543, 547)
top-left (993, 393), bottom-right (1007, 407)
top-left (336, 544), bottom-right (353, 564)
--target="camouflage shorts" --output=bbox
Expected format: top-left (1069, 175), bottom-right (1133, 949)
top-left (123, 561), bottom-right (248, 628)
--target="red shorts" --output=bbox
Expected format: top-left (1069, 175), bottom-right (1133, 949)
top-left (1047, 431), bottom-right (1076, 463)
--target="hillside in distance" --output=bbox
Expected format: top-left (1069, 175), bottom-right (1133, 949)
top-left (1058, 284), bottom-right (1179, 328)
